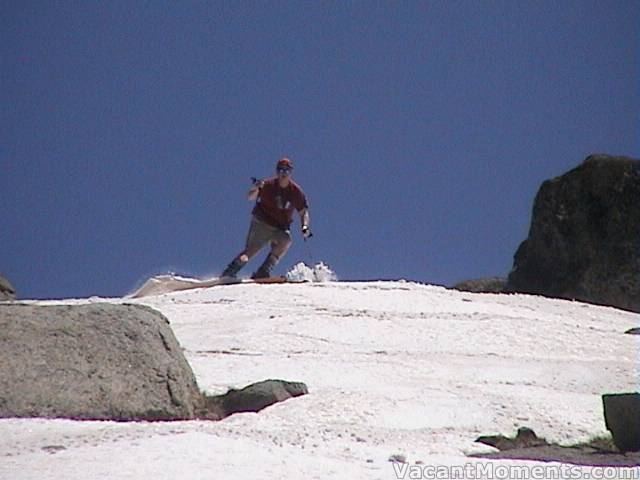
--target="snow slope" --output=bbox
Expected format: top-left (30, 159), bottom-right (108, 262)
top-left (1, 281), bottom-right (638, 479)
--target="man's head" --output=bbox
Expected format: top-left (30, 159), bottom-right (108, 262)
top-left (276, 157), bottom-right (293, 184)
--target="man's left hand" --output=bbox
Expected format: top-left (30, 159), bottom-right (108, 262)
top-left (302, 225), bottom-right (313, 239)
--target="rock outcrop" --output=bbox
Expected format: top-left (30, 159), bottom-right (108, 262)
top-left (506, 155), bottom-right (640, 312)
top-left (0, 303), bottom-right (309, 422)
top-left (0, 303), bottom-right (204, 420)
top-left (0, 275), bottom-right (16, 301)
top-left (476, 427), bottom-right (548, 451)
top-left (452, 277), bottom-right (506, 294)
top-left (205, 379), bottom-right (309, 417)
top-left (472, 426), bottom-right (640, 467)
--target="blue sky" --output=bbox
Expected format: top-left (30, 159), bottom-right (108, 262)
top-left (2, 1), bottom-right (639, 299)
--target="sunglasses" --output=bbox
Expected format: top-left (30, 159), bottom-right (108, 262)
top-left (277, 167), bottom-right (292, 174)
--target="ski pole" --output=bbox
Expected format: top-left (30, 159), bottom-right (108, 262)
top-left (303, 234), bottom-right (314, 266)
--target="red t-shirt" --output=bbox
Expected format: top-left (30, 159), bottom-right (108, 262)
top-left (252, 178), bottom-right (309, 230)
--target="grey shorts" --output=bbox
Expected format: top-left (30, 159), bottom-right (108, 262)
top-left (245, 217), bottom-right (291, 252)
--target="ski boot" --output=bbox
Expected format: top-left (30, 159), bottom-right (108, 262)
top-left (251, 253), bottom-right (279, 279)
top-left (221, 255), bottom-right (248, 278)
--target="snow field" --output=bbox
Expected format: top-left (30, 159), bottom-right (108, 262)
top-left (1, 281), bottom-right (637, 479)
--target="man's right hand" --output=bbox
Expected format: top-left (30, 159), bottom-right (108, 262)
top-left (248, 178), bottom-right (264, 200)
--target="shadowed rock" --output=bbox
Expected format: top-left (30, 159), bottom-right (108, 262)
top-left (0, 275), bottom-right (16, 301)
top-left (472, 426), bottom-right (640, 467)
top-left (506, 154), bottom-right (640, 312)
top-left (471, 445), bottom-right (639, 467)
top-left (451, 277), bottom-right (506, 293)
top-left (204, 379), bottom-right (308, 418)
top-left (603, 393), bottom-right (640, 453)
top-left (476, 427), bottom-right (548, 451)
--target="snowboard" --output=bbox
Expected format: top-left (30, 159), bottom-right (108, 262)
top-left (130, 274), bottom-right (296, 298)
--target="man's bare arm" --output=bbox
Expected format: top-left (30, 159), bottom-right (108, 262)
top-left (300, 208), bottom-right (310, 228)
top-left (247, 180), bottom-right (264, 200)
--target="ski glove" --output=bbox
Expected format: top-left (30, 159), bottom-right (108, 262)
top-left (301, 225), bottom-right (313, 239)
top-left (251, 177), bottom-right (265, 189)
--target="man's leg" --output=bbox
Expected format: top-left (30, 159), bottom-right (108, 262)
top-left (271, 233), bottom-right (293, 258)
top-left (252, 229), bottom-right (292, 279)
top-left (221, 218), bottom-right (270, 277)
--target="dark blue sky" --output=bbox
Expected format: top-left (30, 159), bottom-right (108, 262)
top-left (2, 1), bottom-right (638, 299)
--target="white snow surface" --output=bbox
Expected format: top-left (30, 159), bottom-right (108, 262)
top-left (2, 281), bottom-right (638, 479)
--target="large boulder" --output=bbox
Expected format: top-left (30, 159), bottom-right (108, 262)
top-left (506, 155), bottom-right (640, 312)
top-left (0, 274), bottom-right (16, 301)
top-left (603, 393), bottom-right (640, 453)
top-left (0, 303), bottom-right (205, 420)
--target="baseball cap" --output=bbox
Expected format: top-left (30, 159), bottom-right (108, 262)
top-left (276, 157), bottom-right (293, 170)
